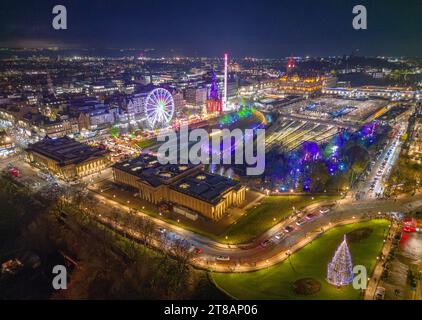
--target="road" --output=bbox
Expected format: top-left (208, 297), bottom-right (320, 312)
top-left (360, 121), bottom-right (407, 200)
top-left (87, 187), bottom-right (422, 273)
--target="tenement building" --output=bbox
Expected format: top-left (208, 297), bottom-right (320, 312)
top-left (26, 136), bottom-right (110, 179)
top-left (112, 154), bottom-right (246, 220)
top-left (409, 117), bottom-right (422, 163)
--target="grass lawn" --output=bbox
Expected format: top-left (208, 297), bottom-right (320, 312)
top-left (212, 219), bottom-right (390, 300)
top-left (220, 195), bottom-right (338, 244)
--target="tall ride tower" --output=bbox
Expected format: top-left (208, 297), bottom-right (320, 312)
top-left (223, 53), bottom-right (228, 111)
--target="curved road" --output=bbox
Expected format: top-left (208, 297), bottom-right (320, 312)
top-left (90, 190), bottom-right (422, 272)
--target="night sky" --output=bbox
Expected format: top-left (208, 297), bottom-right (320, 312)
top-left (0, 0), bottom-right (421, 57)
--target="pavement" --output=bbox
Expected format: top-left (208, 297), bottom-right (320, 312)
top-left (364, 222), bottom-right (400, 300)
top-left (375, 229), bottom-right (422, 300)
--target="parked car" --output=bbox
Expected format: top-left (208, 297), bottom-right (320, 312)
top-left (274, 233), bottom-right (285, 240)
top-left (305, 213), bottom-right (317, 220)
top-left (284, 225), bottom-right (295, 233)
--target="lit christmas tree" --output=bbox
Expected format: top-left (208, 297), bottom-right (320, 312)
top-left (327, 235), bottom-right (354, 286)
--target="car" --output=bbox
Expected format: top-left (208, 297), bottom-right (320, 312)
top-left (157, 227), bottom-right (166, 234)
top-left (9, 167), bottom-right (20, 178)
top-left (305, 213), bottom-right (317, 220)
top-left (188, 245), bottom-right (203, 255)
top-left (375, 287), bottom-right (386, 300)
top-left (274, 233), bottom-right (285, 240)
top-left (216, 255), bottom-right (230, 261)
top-left (284, 225), bottom-right (295, 233)
top-left (296, 218), bottom-right (306, 226)
top-left (261, 239), bottom-right (272, 247)
top-left (319, 208), bottom-right (330, 214)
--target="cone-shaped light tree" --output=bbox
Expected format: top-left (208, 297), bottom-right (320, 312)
top-left (327, 235), bottom-right (354, 286)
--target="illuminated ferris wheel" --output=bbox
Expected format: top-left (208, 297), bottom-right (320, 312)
top-left (144, 88), bottom-right (175, 129)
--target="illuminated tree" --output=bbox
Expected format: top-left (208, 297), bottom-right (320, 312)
top-left (327, 235), bottom-right (354, 286)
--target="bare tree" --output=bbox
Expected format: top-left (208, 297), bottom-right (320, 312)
top-left (135, 216), bottom-right (156, 248)
top-left (110, 208), bottom-right (120, 224)
top-left (170, 238), bottom-right (195, 273)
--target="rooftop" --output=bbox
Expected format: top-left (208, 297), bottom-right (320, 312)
top-left (27, 136), bottom-right (109, 166)
top-left (112, 154), bottom-right (200, 187)
top-left (170, 171), bottom-right (242, 204)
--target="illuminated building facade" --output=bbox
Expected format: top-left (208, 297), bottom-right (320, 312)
top-left (279, 74), bottom-right (325, 95)
top-left (206, 72), bottom-right (222, 114)
top-left (409, 118), bottom-right (422, 163)
top-left (286, 57), bottom-right (296, 73)
top-left (26, 136), bottom-right (110, 179)
top-left (112, 154), bottom-right (246, 220)
top-left (185, 87), bottom-right (208, 108)
top-left (322, 86), bottom-right (416, 101)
